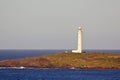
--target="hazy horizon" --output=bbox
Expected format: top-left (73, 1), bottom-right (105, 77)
top-left (0, 0), bottom-right (120, 50)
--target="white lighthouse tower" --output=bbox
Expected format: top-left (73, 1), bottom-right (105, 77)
top-left (72, 27), bottom-right (82, 53)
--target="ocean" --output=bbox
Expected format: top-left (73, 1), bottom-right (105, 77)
top-left (0, 50), bottom-right (120, 80)
top-left (0, 49), bottom-right (120, 60)
top-left (0, 50), bottom-right (67, 60)
top-left (0, 68), bottom-right (120, 80)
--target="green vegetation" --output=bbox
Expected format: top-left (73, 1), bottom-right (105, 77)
top-left (0, 52), bottom-right (120, 69)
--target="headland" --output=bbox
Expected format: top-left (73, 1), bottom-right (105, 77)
top-left (0, 52), bottom-right (120, 69)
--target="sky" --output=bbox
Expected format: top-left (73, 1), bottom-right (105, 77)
top-left (0, 0), bottom-right (120, 50)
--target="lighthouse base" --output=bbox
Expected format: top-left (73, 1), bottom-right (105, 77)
top-left (72, 50), bottom-right (82, 53)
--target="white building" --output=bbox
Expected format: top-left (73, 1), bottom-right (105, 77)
top-left (72, 27), bottom-right (82, 53)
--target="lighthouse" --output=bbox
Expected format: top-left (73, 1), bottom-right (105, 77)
top-left (72, 27), bottom-right (82, 53)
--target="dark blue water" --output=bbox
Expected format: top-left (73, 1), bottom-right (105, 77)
top-left (0, 50), bottom-right (67, 60)
top-left (0, 68), bottom-right (120, 80)
top-left (0, 50), bottom-right (120, 60)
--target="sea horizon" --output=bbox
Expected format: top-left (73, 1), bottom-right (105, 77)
top-left (0, 49), bottom-right (120, 60)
